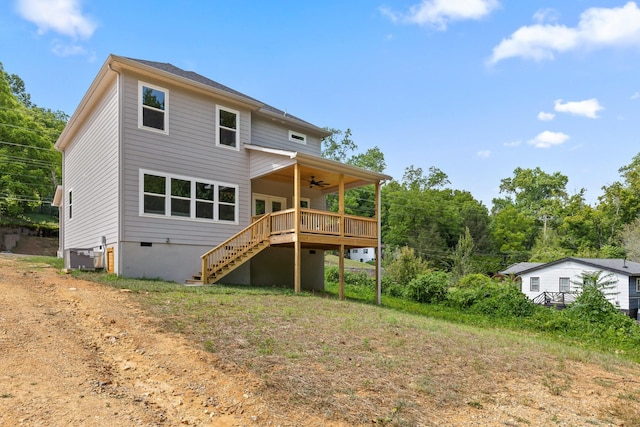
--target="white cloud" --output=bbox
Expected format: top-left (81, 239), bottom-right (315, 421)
top-left (51, 41), bottom-right (86, 57)
top-left (477, 150), bottom-right (491, 158)
top-left (538, 111), bottom-right (555, 121)
top-left (554, 98), bottom-right (603, 119)
top-left (16, 0), bottom-right (96, 39)
top-left (528, 131), bottom-right (569, 148)
top-left (533, 8), bottom-right (560, 25)
top-left (632, 92), bottom-right (640, 100)
top-left (488, 2), bottom-right (640, 64)
top-left (504, 140), bottom-right (521, 147)
top-left (381, 0), bottom-right (499, 30)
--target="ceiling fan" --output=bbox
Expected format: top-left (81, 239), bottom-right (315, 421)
top-left (307, 176), bottom-right (329, 189)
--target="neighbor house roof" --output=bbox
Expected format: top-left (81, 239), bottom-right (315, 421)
top-left (500, 262), bottom-right (544, 275)
top-left (502, 257), bottom-right (640, 276)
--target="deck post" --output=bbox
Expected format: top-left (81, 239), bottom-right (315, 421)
top-left (294, 163), bottom-right (301, 293)
top-left (375, 181), bottom-right (381, 305)
top-left (339, 244), bottom-right (345, 300)
top-left (338, 174), bottom-right (344, 237)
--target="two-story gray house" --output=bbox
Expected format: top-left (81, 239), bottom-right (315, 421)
top-left (53, 55), bottom-right (389, 298)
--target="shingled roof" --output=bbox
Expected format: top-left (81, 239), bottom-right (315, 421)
top-left (124, 57), bottom-right (318, 130)
top-left (501, 257), bottom-right (640, 276)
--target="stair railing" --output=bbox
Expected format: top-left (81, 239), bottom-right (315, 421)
top-left (200, 213), bottom-right (271, 283)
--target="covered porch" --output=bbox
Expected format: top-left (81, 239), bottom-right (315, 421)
top-left (199, 145), bottom-right (390, 304)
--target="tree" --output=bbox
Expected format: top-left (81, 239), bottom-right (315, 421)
top-left (620, 218), bottom-right (640, 262)
top-left (321, 128), bottom-right (387, 217)
top-left (0, 62), bottom-right (64, 218)
top-left (450, 227), bottom-right (475, 284)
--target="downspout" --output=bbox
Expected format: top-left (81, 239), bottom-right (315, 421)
top-left (108, 62), bottom-right (122, 275)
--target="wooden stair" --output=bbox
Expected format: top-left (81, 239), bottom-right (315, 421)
top-left (188, 213), bottom-right (272, 285)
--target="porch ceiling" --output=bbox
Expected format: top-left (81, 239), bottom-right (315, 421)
top-left (246, 144), bottom-right (391, 193)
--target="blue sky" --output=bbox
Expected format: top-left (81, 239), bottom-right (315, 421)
top-left (2, 0), bottom-right (640, 208)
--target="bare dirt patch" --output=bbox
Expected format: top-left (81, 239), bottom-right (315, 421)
top-left (2, 254), bottom-right (640, 426)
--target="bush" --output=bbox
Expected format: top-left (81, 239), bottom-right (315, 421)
top-left (447, 274), bottom-right (535, 318)
top-left (382, 276), bottom-right (404, 297)
top-left (405, 271), bottom-right (450, 304)
top-left (324, 267), bottom-right (374, 288)
top-left (383, 246), bottom-right (429, 286)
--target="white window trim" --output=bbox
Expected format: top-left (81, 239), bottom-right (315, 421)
top-left (530, 277), bottom-right (540, 292)
top-left (559, 277), bottom-right (570, 292)
top-left (216, 105), bottom-right (240, 151)
top-left (138, 81), bottom-right (169, 134)
top-left (300, 197), bottom-right (311, 209)
top-left (252, 193), bottom-right (287, 216)
top-left (139, 169), bottom-right (238, 224)
top-left (289, 130), bottom-right (307, 144)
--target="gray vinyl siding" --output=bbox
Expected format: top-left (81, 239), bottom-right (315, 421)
top-left (120, 71), bottom-right (251, 246)
top-left (63, 80), bottom-right (119, 249)
top-left (249, 151), bottom-right (295, 179)
top-left (252, 116), bottom-right (322, 156)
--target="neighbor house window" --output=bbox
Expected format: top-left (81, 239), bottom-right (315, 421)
top-left (636, 278), bottom-right (640, 293)
top-left (289, 130), bottom-right (306, 144)
top-left (68, 190), bottom-right (73, 219)
top-left (216, 105), bottom-right (239, 149)
top-left (363, 249), bottom-right (369, 254)
top-left (140, 170), bottom-right (237, 223)
top-left (530, 277), bottom-right (540, 292)
top-left (559, 277), bottom-right (570, 292)
top-left (139, 82), bottom-right (168, 132)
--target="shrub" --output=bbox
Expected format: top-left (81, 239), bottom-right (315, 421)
top-left (383, 246), bottom-right (429, 286)
top-left (447, 274), bottom-right (535, 318)
top-left (324, 267), bottom-right (374, 288)
top-left (405, 271), bottom-right (450, 304)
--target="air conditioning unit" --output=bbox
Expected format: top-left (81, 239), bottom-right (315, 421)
top-left (67, 249), bottom-right (104, 270)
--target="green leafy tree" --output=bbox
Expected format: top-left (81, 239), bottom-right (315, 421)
top-left (0, 63), bottom-right (65, 218)
top-left (620, 218), bottom-right (640, 262)
top-left (450, 227), bottom-right (475, 284)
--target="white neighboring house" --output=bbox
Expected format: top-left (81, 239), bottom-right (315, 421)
top-left (347, 247), bottom-right (375, 263)
top-left (501, 257), bottom-right (640, 317)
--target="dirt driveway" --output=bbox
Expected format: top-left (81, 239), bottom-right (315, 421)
top-left (0, 255), bottom-right (320, 426)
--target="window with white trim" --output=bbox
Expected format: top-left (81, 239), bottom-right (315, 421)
top-left (300, 198), bottom-right (310, 208)
top-left (140, 170), bottom-right (237, 223)
top-left (289, 130), bottom-right (306, 144)
top-left (216, 105), bottom-right (239, 149)
top-left (559, 277), bottom-right (570, 292)
top-left (139, 82), bottom-right (168, 132)
top-left (530, 277), bottom-right (540, 292)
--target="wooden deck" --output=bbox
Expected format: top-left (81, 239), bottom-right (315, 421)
top-left (198, 209), bottom-right (378, 284)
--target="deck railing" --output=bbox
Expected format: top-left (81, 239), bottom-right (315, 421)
top-left (201, 213), bottom-right (271, 283)
top-left (264, 208), bottom-right (377, 238)
top-left (532, 291), bottom-right (576, 307)
top-left (344, 214), bottom-right (377, 238)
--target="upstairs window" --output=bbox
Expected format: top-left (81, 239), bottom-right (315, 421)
top-left (289, 130), bottom-right (307, 144)
top-left (139, 82), bottom-right (168, 133)
top-left (216, 105), bottom-right (239, 149)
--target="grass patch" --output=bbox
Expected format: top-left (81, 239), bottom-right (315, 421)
top-left (15, 255), bottom-right (64, 270)
top-left (18, 261), bottom-right (640, 425)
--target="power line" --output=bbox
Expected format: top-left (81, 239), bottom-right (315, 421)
top-left (0, 140), bottom-right (57, 151)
